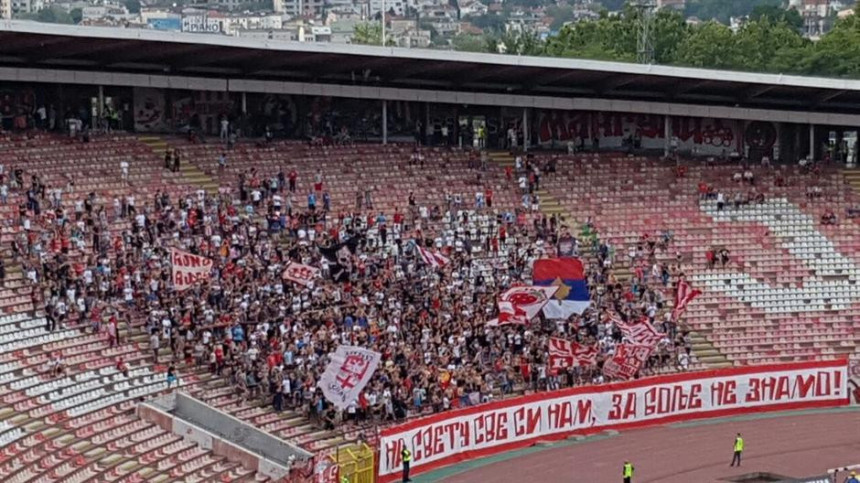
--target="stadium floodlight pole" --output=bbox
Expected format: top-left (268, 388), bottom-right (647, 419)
top-left (634, 0), bottom-right (656, 64)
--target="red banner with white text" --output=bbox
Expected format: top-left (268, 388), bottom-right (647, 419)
top-left (377, 359), bottom-right (848, 482)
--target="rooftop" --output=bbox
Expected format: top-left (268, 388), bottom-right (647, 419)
top-left (1, 20), bottom-right (859, 113)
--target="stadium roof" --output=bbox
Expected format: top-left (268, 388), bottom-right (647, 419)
top-left (1, 20), bottom-right (860, 114)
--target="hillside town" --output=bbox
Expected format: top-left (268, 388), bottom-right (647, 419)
top-left (0, 0), bottom-right (856, 49)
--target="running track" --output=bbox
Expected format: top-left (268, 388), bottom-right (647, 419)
top-left (417, 407), bottom-right (860, 483)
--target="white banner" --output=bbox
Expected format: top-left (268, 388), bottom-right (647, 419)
top-left (319, 346), bottom-right (381, 410)
top-left (171, 248), bottom-right (214, 291)
top-left (377, 360), bottom-right (848, 482)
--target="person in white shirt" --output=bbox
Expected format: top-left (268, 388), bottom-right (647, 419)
top-left (120, 160), bottom-right (129, 181)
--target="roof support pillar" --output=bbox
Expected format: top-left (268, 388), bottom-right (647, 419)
top-left (97, 85), bottom-right (104, 129)
top-left (664, 114), bottom-right (670, 158)
top-left (522, 107), bottom-right (529, 152)
top-left (382, 100), bottom-right (388, 145)
top-left (809, 124), bottom-right (815, 160)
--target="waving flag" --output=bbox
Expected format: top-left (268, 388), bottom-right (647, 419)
top-left (487, 301), bottom-right (529, 326)
top-left (500, 286), bottom-right (559, 320)
top-left (416, 245), bottom-right (450, 268)
top-left (673, 278), bottom-right (702, 321)
top-left (318, 346), bottom-right (381, 410)
top-left (533, 258), bottom-right (591, 319)
top-left (602, 343), bottom-right (653, 380)
top-left (612, 315), bottom-right (664, 347)
top-left (282, 262), bottom-right (320, 287)
top-left (548, 337), bottom-right (598, 370)
top-left (487, 286), bottom-right (559, 326)
top-left (320, 236), bottom-right (361, 282)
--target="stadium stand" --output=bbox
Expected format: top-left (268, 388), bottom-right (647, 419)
top-left (0, 121), bottom-right (857, 482)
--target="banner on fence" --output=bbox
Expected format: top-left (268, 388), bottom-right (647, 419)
top-left (377, 359), bottom-right (848, 482)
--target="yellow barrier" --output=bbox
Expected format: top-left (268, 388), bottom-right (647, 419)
top-left (335, 442), bottom-right (375, 483)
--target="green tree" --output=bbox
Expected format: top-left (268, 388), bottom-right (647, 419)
top-left (451, 33), bottom-right (488, 52)
top-left (468, 14), bottom-right (506, 33)
top-left (497, 30), bottom-right (544, 56)
top-left (19, 6), bottom-right (74, 24)
top-left (749, 4), bottom-right (803, 30)
top-left (733, 19), bottom-right (810, 73)
top-left (352, 22), bottom-right (383, 45)
top-left (545, 5), bottom-right (575, 31)
top-left (802, 9), bottom-right (860, 77)
top-left (684, 0), bottom-right (782, 24)
top-left (351, 22), bottom-right (396, 46)
top-left (544, 6), bottom-right (686, 63)
top-left (70, 7), bottom-right (82, 24)
top-left (673, 21), bottom-right (739, 69)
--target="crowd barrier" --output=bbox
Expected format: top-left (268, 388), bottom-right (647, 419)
top-left (377, 359), bottom-right (849, 482)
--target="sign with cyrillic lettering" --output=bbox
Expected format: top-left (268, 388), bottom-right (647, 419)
top-left (377, 359), bottom-right (848, 482)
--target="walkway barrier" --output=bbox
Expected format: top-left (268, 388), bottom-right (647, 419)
top-left (376, 359), bottom-right (848, 483)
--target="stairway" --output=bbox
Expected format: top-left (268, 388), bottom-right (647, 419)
top-left (486, 151), bottom-right (566, 218)
top-left (843, 168), bottom-right (860, 196)
top-left (137, 136), bottom-right (219, 195)
top-left (689, 331), bottom-right (732, 368)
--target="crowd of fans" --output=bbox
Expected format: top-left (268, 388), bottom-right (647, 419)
top-left (8, 139), bottom-right (693, 436)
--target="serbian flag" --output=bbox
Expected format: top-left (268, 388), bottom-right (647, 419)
top-left (533, 258), bottom-right (591, 319)
top-left (672, 278), bottom-right (702, 321)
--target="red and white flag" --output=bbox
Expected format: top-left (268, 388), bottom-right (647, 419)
top-left (613, 315), bottom-right (664, 347)
top-left (487, 285), bottom-right (559, 326)
top-left (170, 248), bottom-right (213, 291)
top-left (549, 337), bottom-right (598, 370)
top-left (282, 262), bottom-right (320, 287)
top-left (673, 278), bottom-right (702, 321)
top-left (602, 343), bottom-right (653, 380)
top-left (416, 245), bottom-right (450, 268)
top-left (500, 285), bottom-right (558, 320)
top-left (318, 346), bottom-right (381, 410)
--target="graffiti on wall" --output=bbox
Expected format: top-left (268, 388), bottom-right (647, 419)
top-left (133, 87), bottom-right (170, 132)
top-left (0, 88), bottom-right (38, 130)
top-left (134, 88), bottom-right (235, 134)
top-left (536, 111), bottom-right (749, 155)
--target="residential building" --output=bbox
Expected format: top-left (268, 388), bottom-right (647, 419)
top-left (11, 0), bottom-right (44, 15)
top-left (798, 0), bottom-right (846, 38)
top-left (458, 0), bottom-right (487, 17)
top-left (657, 0), bottom-right (685, 10)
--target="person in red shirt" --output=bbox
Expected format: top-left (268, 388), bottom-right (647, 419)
top-left (288, 169), bottom-right (298, 193)
top-left (485, 187), bottom-right (493, 208)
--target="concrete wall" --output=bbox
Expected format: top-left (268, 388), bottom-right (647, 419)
top-left (172, 392), bottom-right (312, 463)
top-left (138, 391), bottom-right (312, 480)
